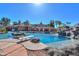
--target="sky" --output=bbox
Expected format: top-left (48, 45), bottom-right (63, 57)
top-left (0, 3), bottom-right (79, 25)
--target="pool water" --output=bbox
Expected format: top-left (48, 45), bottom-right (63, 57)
top-left (0, 32), bottom-right (68, 44)
top-left (0, 32), bottom-right (12, 40)
top-left (26, 33), bottom-right (68, 44)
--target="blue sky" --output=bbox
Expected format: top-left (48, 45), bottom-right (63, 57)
top-left (0, 3), bottom-right (79, 25)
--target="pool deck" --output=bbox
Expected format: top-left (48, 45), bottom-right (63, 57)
top-left (0, 38), bottom-right (79, 56)
top-left (0, 39), bottom-right (48, 56)
top-left (46, 39), bottom-right (79, 49)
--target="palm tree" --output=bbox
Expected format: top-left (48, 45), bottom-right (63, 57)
top-left (66, 22), bottom-right (71, 26)
top-left (13, 22), bottom-right (18, 25)
top-left (39, 21), bottom-right (43, 26)
top-left (40, 21), bottom-right (43, 25)
top-left (1, 17), bottom-right (10, 26)
top-left (18, 20), bottom-right (21, 25)
top-left (23, 20), bottom-right (30, 25)
top-left (55, 20), bottom-right (62, 28)
top-left (49, 20), bottom-right (54, 27)
top-left (62, 23), bottom-right (66, 28)
top-left (0, 20), bottom-right (3, 25)
top-left (58, 21), bottom-right (62, 27)
top-left (23, 20), bottom-right (30, 31)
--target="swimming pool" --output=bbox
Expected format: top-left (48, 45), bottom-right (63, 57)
top-left (25, 33), bottom-right (68, 44)
top-left (0, 32), bottom-right (12, 40)
top-left (0, 32), bottom-right (68, 44)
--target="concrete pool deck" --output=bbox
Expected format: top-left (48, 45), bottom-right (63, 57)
top-left (46, 39), bottom-right (79, 49)
top-left (0, 38), bottom-right (79, 56)
top-left (1, 38), bottom-right (79, 49)
top-left (0, 39), bottom-right (48, 56)
top-left (0, 42), bottom-right (27, 56)
top-left (0, 38), bottom-right (21, 43)
top-left (21, 41), bottom-right (47, 50)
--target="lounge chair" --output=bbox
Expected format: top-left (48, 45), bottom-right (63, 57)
top-left (16, 36), bottom-right (32, 44)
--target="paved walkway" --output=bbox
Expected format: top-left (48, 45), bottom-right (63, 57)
top-left (0, 41), bottom-right (48, 56)
top-left (0, 41), bottom-right (27, 56)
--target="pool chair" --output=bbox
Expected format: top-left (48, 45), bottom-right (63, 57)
top-left (19, 37), bottom-right (28, 41)
top-left (18, 35), bottom-right (34, 41)
top-left (16, 36), bottom-right (32, 44)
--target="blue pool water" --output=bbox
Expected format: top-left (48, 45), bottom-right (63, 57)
top-left (26, 33), bottom-right (68, 44)
top-left (0, 32), bottom-right (68, 44)
top-left (0, 32), bottom-right (12, 39)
